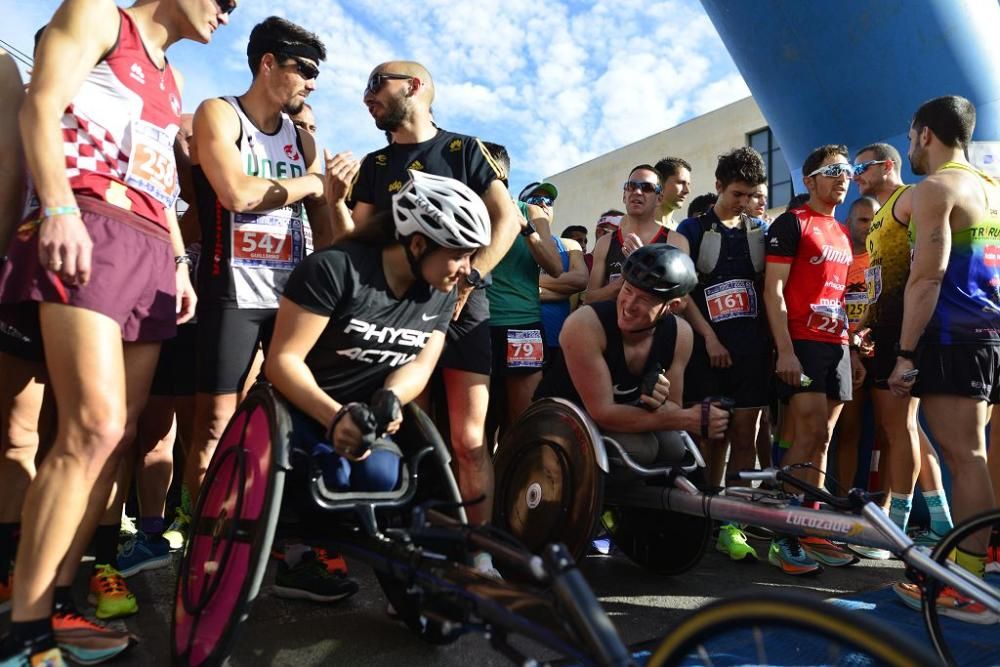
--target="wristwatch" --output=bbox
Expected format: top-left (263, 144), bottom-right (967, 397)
top-left (894, 343), bottom-right (916, 361)
top-left (466, 267), bottom-right (486, 289)
top-left (520, 220), bottom-right (537, 237)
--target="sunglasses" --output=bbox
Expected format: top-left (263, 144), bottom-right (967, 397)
top-left (285, 57), bottom-right (319, 81)
top-left (215, 0), bottom-right (237, 14)
top-left (524, 195), bottom-right (554, 206)
top-left (623, 180), bottom-right (662, 194)
top-left (853, 159), bottom-right (888, 176)
top-left (365, 72), bottom-right (414, 96)
top-left (807, 163), bottom-right (854, 179)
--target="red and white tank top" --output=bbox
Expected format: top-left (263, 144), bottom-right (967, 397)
top-left (766, 205), bottom-right (852, 344)
top-left (60, 8), bottom-right (182, 230)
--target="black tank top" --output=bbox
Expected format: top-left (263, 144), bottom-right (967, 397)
top-left (535, 300), bottom-right (678, 406)
top-left (604, 226), bottom-right (672, 285)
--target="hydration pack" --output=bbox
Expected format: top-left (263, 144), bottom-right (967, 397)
top-left (695, 213), bottom-right (766, 280)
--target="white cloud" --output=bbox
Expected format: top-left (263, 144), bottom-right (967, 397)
top-left (2, 0), bottom-right (749, 193)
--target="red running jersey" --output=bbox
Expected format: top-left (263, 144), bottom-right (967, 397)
top-left (766, 205), bottom-right (852, 344)
top-left (57, 9), bottom-right (182, 230)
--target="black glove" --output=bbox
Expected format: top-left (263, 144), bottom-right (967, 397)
top-left (327, 402), bottom-right (379, 457)
top-left (637, 362), bottom-right (664, 411)
top-left (370, 388), bottom-right (402, 434)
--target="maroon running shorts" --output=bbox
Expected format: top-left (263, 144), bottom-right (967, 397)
top-left (0, 197), bottom-right (176, 344)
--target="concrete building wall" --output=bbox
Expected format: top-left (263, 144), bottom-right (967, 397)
top-left (545, 97), bottom-right (782, 238)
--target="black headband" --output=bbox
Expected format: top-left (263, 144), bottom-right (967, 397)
top-left (248, 38), bottom-right (323, 64)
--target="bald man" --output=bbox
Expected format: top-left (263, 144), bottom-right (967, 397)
top-left (327, 60), bottom-right (521, 576)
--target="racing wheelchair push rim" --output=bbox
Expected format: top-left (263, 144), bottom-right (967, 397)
top-left (172, 384), bottom-right (289, 667)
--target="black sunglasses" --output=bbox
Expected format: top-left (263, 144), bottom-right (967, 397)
top-left (215, 0), bottom-right (237, 14)
top-left (284, 57), bottom-right (319, 81)
top-left (623, 180), bottom-right (662, 195)
top-left (365, 72), bottom-right (413, 96)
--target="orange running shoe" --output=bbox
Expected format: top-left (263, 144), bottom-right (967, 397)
top-left (87, 564), bottom-right (137, 620)
top-left (51, 609), bottom-right (133, 664)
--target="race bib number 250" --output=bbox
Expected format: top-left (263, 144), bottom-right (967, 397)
top-left (124, 119), bottom-right (179, 208)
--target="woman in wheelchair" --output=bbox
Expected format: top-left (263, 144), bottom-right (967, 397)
top-left (266, 169), bottom-right (491, 493)
top-left (259, 171), bottom-right (490, 600)
top-left (534, 244), bottom-right (731, 463)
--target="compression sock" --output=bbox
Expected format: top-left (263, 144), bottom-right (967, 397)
top-left (0, 522), bottom-right (18, 577)
top-left (283, 543), bottom-right (312, 569)
top-left (140, 517), bottom-right (165, 539)
top-left (8, 617), bottom-right (57, 655)
top-left (52, 586), bottom-right (76, 614)
top-left (93, 524), bottom-right (120, 569)
top-left (888, 493), bottom-right (913, 532)
top-left (954, 546), bottom-right (987, 578)
top-left (921, 489), bottom-right (953, 537)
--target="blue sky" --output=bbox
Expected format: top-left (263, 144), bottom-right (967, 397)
top-left (1, 0), bottom-right (749, 194)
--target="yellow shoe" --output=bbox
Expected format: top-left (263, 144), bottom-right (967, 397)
top-left (87, 564), bottom-right (138, 620)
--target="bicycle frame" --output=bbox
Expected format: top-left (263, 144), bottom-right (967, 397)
top-left (605, 436), bottom-right (1000, 618)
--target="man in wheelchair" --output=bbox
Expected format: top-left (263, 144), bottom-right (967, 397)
top-left (534, 244), bottom-right (730, 464)
top-left (263, 170), bottom-right (491, 597)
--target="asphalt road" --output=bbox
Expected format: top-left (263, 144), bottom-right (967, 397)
top-left (61, 534), bottom-right (914, 666)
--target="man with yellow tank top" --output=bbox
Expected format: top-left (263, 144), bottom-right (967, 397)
top-left (888, 96), bottom-right (999, 623)
top-left (852, 143), bottom-right (953, 559)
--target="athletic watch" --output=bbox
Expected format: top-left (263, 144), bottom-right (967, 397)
top-left (466, 267), bottom-right (486, 289)
top-left (175, 254), bottom-right (194, 269)
top-left (520, 220), bottom-right (537, 237)
top-left (894, 343), bottom-right (916, 361)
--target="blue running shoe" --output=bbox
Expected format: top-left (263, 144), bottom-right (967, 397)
top-left (116, 532), bottom-right (170, 578)
top-left (768, 537), bottom-right (821, 575)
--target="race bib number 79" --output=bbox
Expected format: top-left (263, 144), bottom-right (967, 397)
top-left (506, 329), bottom-right (544, 369)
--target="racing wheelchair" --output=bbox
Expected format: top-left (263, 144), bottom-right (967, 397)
top-left (171, 383), bottom-right (636, 667)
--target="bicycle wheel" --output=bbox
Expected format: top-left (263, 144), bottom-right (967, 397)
top-left (601, 505), bottom-right (710, 575)
top-left (172, 385), bottom-right (289, 667)
top-left (922, 509), bottom-right (1000, 667)
top-left (647, 591), bottom-right (939, 667)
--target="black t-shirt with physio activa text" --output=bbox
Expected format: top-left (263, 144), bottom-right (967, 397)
top-left (279, 242), bottom-right (455, 404)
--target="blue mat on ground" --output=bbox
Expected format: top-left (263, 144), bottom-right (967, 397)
top-left (622, 576), bottom-right (998, 666)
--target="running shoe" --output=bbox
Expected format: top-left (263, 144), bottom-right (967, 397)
top-left (910, 528), bottom-right (945, 549)
top-left (591, 538), bottom-right (611, 555)
top-left (162, 509), bottom-right (190, 552)
top-left (800, 536), bottom-right (858, 567)
top-left (0, 639), bottom-right (64, 667)
top-left (742, 525), bottom-right (775, 541)
top-left (893, 581), bottom-right (999, 624)
top-left (273, 550), bottom-right (358, 603)
top-left (768, 537), bottom-right (821, 575)
top-left (87, 565), bottom-right (137, 620)
top-left (846, 543), bottom-right (892, 560)
top-left (51, 609), bottom-right (132, 665)
top-left (116, 532), bottom-right (171, 578)
top-left (987, 543), bottom-right (999, 575)
top-left (272, 545), bottom-right (350, 576)
top-left (715, 524), bottom-right (758, 561)
top-left (118, 512), bottom-right (136, 541)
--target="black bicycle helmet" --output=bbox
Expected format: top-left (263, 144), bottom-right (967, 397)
top-left (622, 243), bottom-right (697, 299)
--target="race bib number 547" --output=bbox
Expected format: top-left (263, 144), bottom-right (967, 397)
top-left (231, 213), bottom-right (303, 269)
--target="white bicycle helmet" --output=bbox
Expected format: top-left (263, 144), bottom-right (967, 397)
top-left (392, 170), bottom-right (492, 249)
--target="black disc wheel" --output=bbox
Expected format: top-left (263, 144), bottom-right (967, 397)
top-left (493, 398), bottom-right (605, 561)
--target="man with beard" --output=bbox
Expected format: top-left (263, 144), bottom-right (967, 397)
top-left (331, 61), bottom-right (521, 576)
top-left (763, 145), bottom-right (856, 575)
top-left (181, 16), bottom-right (346, 599)
top-left (888, 96), bottom-right (1000, 622)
